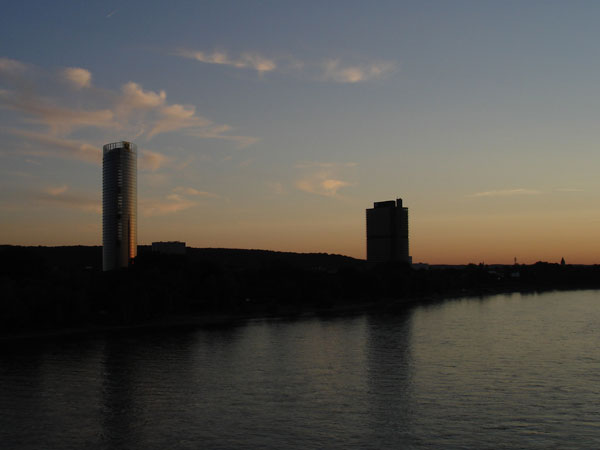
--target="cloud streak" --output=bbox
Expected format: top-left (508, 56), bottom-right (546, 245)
top-left (0, 57), bottom-right (27, 75)
top-left (321, 60), bottom-right (395, 83)
top-left (0, 89), bottom-right (115, 135)
top-left (139, 149), bottom-right (169, 172)
top-left (295, 161), bottom-right (357, 169)
top-left (176, 49), bottom-right (277, 74)
top-left (45, 185), bottom-right (68, 196)
top-left (555, 188), bottom-right (584, 192)
top-left (63, 67), bottom-right (92, 89)
top-left (176, 48), bottom-right (396, 84)
top-left (172, 186), bottom-right (220, 198)
top-left (140, 186), bottom-right (219, 217)
top-left (186, 126), bottom-right (259, 148)
top-left (141, 194), bottom-right (196, 217)
top-left (296, 177), bottom-right (350, 197)
top-left (5, 128), bottom-right (102, 164)
top-left (5, 128), bottom-right (169, 171)
top-left (34, 186), bottom-right (100, 213)
top-left (119, 82), bottom-right (166, 110)
top-left (469, 189), bottom-right (543, 198)
top-left (266, 181), bottom-right (286, 195)
top-left (295, 161), bottom-right (355, 197)
top-left (0, 57), bottom-right (257, 147)
top-left (147, 103), bottom-right (210, 138)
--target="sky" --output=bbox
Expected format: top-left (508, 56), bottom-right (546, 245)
top-left (1, 0), bottom-right (600, 264)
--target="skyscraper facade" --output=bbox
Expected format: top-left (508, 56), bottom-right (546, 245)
top-left (366, 198), bottom-right (410, 263)
top-left (102, 141), bottom-right (137, 271)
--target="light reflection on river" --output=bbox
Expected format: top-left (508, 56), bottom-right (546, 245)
top-left (1, 290), bottom-right (600, 449)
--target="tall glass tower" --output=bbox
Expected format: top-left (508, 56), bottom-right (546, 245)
top-left (102, 141), bottom-right (137, 271)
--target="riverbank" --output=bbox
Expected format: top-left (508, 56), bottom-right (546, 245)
top-left (2, 284), bottom-right (596, 342)
top-left (3, 245), bottom-right (600, 341)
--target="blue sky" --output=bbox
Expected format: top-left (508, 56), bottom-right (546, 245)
top-left (2, 1), bottom-right (600, 263)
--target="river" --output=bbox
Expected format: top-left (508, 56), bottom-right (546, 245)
top-left (1, 290), bottom-right (599, 449)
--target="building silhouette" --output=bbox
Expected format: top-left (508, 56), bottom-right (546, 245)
top-left (103, 141), bottom-right (137, 271)
top-left (366, 198), bottom-right (410, 263)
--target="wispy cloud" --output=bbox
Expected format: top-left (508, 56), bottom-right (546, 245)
top-left (0, 57), bottom-right (257, 147)
top-left (5, 128), bottom-right (102, 164)
top-left (106, 9), bottom-right (118, 18)
top-left (141, 193), bottom-right (196, 217)
top-left (0, 89), bottom-right (114, 135)
top-left (5, 128), bottom-right (170, 171)
top-left (266, 181), bottom-right (286, 195)
top-left (141, 172), bottom-right (169, 187)
top-left (295, 161), bottom-right (355, 197)
top-left (147, 103), bottom-right (210, 138)
top-left (119, 81), bottom-right (166, 110)
top-left (295, 161), bottom-right (357, 169)
top-left (34, 186), bottom-right (100, 213)
top-left (176, 49), bottom-right (277, 74)
top-left (141, 186), bottom-right (219, 217)
top-left (469, 188), bottom-right (543, 198)
top-left (296, 177), bottom-right (350, 196)
top-left (63, 67), bottom-right (92, 89)
top-left (186, 126), bottom-right (259, 149)
top-left (114, 82), bottom-right (255, 145)
top-left (321, 60), bottom-right (395, 83)
top-left (555, 188), bottom-right (584, 192)
top-left (45, 185), bottom-right (68, 196)
top-left (139, 149), bottom-right (169, 171)
top-left (172, 186), bottom-right (220, 198)
top-left (0, 57), bottom-right (27, 75)
top-left (175, 48), bottom-right (396, 84)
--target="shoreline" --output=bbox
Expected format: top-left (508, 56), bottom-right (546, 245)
top-left (2, 285), bottom-right (596, 343)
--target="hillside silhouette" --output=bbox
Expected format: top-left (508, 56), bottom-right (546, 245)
top-left (2, 245), bottom-right (600, 337)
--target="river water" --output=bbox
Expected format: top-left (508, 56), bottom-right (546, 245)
top-left (1, 290), bottom-right (599, 449)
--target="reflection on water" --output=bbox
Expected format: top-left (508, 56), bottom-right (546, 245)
top-left (365, 311), bottom-right (414, 447)
top-left (0, 340), bottom-right (105, 449)
top-left (1, 290), bottom-right (600, 449)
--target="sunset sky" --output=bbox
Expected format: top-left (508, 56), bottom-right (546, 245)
top-left (1, 1), bottom-right (600, 264)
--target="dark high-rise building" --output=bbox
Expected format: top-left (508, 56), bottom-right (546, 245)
top-left (366, 198), bottom-right (410, 263)
top-left (102, 141), bottom-right (137, 271)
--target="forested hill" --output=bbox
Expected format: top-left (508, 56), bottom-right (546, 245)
top-left (2, 244), bottom-right (600, 336)
top-left (0, 245), bottom-right (363, 272)
top-left (183, 247), bottom-right (363, 270)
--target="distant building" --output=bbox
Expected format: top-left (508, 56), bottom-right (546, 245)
top-left (366, 198), bottom-right (411, 263)
top-left (152, 241), bottom-right (186, 255)
top-left (102, 141), bottom-right (137, 271)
